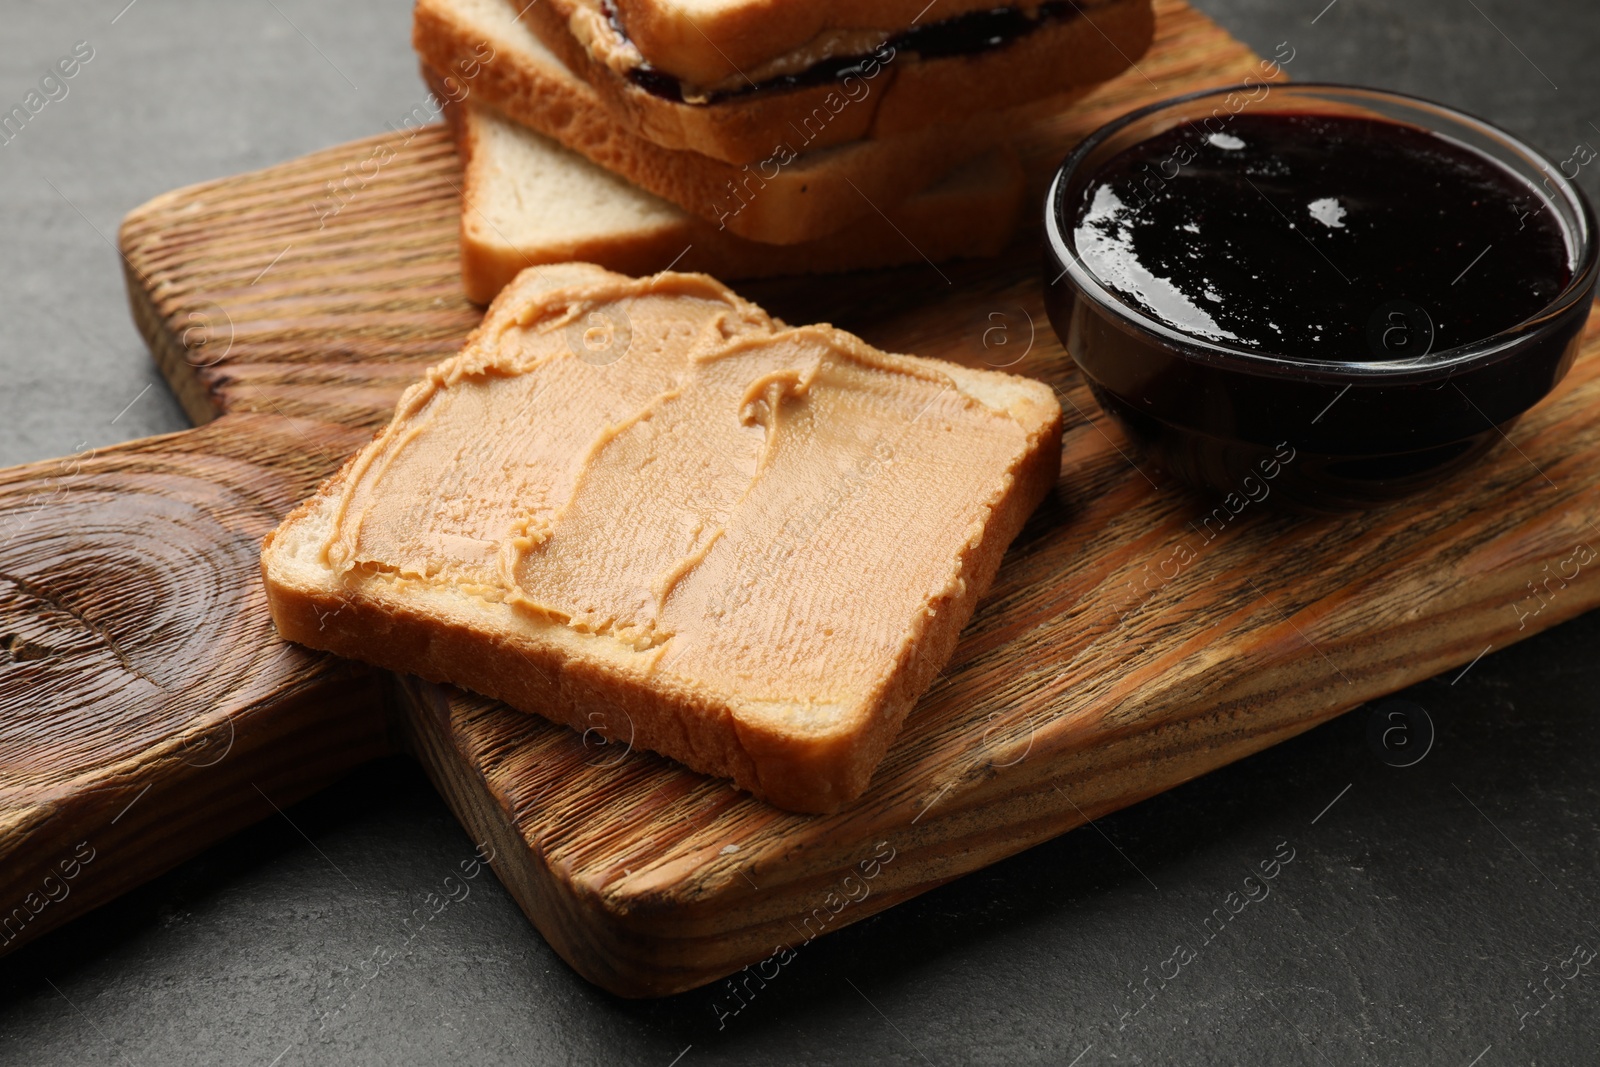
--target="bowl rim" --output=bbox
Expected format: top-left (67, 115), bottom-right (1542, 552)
top-left (1043, 81), bottom-right (1600, 383)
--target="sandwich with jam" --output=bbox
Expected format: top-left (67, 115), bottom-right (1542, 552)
top-left (412, 0), bottom-right (1155, 296)
top-left (502, 0), bottom-right (1156, 162)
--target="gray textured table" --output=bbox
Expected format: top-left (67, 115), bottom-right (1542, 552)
top-left (3, 2), bottom-right (1599, 1064)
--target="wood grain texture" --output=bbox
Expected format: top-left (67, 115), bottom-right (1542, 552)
top-left (109, 0), bottom-right (1600, 997)
top-left (118, 124), bottom-right (475, 430)
top-left (394, 313), bottom-right (1600, 995)
top-left (0, 415), bottom-right (394, 954)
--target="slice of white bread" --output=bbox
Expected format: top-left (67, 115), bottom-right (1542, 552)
top-left (514, 0), bottom-right (1154, 163)
top-left (451, 96), bottom-right (1026, 305)
top-left (261, 265), bottom-right (1062, 813)
top-left (414, 0), bottom-right (1049, 242)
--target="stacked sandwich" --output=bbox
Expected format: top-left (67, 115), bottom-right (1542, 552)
top-left (413, 0), bottom-right (1156, 303)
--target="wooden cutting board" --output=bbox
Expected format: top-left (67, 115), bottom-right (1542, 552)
top-left (4, 0), bottom-right (1597, 997)
top-left (0, 416), bottom-right (394, 953)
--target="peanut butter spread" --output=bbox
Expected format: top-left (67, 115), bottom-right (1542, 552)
top-left (318, 269), bottom-right (1042, 711)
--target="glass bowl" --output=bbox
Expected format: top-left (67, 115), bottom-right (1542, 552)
top-left (1042, 83), bottom-right (1598, 510)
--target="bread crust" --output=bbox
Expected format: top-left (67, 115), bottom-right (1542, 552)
top-left (515, 0), bottom-right (1154, 163)
top-left (871, 0), bottom-right (1158, 134)
top-left (450, 92), bottom-right (1026, 305)
top-left (261, 268), bottom-right (1063, 812)
top-left (414, 0), bottom-right (1034, 244)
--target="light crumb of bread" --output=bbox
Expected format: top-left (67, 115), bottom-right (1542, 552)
top-left (449, 94), bottom-right (1026, 305)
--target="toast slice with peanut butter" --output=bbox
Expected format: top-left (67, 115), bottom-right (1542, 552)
top-left (261, 264), bottom-right (1061, 812)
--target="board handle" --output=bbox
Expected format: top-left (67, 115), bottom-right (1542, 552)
top-left (0, 414), bottom-right (395, 955)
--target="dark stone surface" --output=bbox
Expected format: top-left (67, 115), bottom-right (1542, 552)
top-left (2, 1), bottom-right (1598, 1063)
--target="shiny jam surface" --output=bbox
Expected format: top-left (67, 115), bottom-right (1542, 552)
top-left (1072, 113), bottom-right (1573, 360)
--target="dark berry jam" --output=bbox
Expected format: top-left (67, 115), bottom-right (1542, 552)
top-left (621, 2), bottom-right (1074, 103)
top-left (1072, 113), bottom-right (1573, 360)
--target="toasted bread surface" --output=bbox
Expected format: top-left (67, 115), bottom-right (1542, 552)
top-left (512, 0), bottom-right (1150, 162)
top-left (414, 0), bottom-right (1039, 232)
top-left (608, 0), bottom-right (1131, 86)
top-left (262, 266), bottom-right (1061, 812)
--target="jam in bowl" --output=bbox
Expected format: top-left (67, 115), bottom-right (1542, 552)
top-left (1043, 83), bottom-right (1599, 510)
